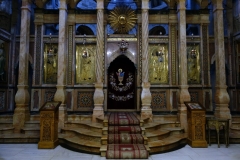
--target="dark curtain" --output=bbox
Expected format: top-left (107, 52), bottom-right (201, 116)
top-left (107, 55), bottom-right (136, 109)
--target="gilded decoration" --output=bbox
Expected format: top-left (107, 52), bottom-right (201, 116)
top-left (109, 72), bottom-right (133, 92)
top-left (40, 113), bottom-right (53, 141)
top-left (187, 44), bottom-right (201, 84)
top-left (108, 5), bottom-right (137, 34)
top-left (149, 44), bottom-right (168, 84)
top-left (43, 43), bottom-right (58, 84)
top-left (193, 113), bottom-right (204, 140)
top-left (76, 44), bottom-right (96, 84)
top-left (109, 71), bottom-right (134, 101)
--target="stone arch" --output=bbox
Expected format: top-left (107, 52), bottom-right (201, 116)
top-left (76, 25), bottom-right (94, 35)
top-left (107, 49), bottom-right (137, 68)
top-left (149, 25), bottom-right (166, 35)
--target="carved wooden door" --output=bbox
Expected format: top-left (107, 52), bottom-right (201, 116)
top-left (107, 55), bottom-right (136, 109)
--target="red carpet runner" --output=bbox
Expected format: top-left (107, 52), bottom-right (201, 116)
top-left (106, 112), bottom-right (148, 159)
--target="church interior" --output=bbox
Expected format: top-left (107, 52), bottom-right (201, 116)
top-left (0, 0), bottom-right (240, 159)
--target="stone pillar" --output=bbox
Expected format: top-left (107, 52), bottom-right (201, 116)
top-left (140, 0), bottom-right (152, 121)
top-left (13, 0), bottom-right (31, 133)
top-left (212, 0), bottom-right (231, 119)
top-left (92, 0), bottom-right (104, 122)
top-left (54, 0), bottom-right (67, 129)
top-left (177, 0), bottom-right (190, 132)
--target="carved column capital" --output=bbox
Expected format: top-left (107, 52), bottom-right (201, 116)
top-left (141, 0), bottom-right (149, 9)
top-left (97, 0), bottom-right (104, 9)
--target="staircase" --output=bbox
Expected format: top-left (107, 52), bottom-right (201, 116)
top-left (0, 115), bottom-right (40, 143)
top-left (101, 112), bottom-right (149, 159)
top-left (1, 113), bottom-right (240, 156)
top-left (144, 115), bottom-right (187, 154)
top-left (58, 115), bottom-right (104, 154)
top-left (230, 116), bottom-right (240, 143)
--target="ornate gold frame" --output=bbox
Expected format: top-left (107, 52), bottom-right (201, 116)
top-left (75, 44), bottom-right (96, 84)
top-left (148, 44), bottom-right (169, 84)
top-left (187, 43), bottom-right (201, 84)
top-left (43, 43), bottom-right (58, 84)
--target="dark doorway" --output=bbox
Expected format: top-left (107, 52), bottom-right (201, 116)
top-left (107, 55), bottom-right (136, 109)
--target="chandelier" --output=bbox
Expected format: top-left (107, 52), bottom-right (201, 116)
top-left (82, 34), bottom-right (89, 58)
top-left (156, 46), bottom-right (164, 62)
top-left (118, 40), bottom-right (129, 54)
top-left (155, 32), bottom-right (164, 62)
top-left (48, 33), bottom-right (53, 55)
top-left (190, 34), bottom-right (197, 59)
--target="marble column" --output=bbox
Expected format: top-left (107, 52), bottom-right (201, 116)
top-left (140, 0), bottom-right (152, 121)
top-left (13, 0), bottom-right (31, 133)
top-left (54, 0), bottom-right (67, 130)
top-left (177, 0), bottom-right (190, 132)
top-left (212, 0), bottom-right (231, 120)
top-left (92, 0), bottom-right (104, 122)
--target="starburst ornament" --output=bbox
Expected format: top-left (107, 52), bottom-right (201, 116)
top-left (108, 5), bottom-right (137, 34)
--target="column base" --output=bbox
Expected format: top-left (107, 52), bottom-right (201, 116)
top-left (58, 104), bottom-right (67, 131)
top-left (13, 106), bottom-right (30, 133)
top-left (178, 104), bottom-right (188, 133)
top-left (214, 105), bottom-right (231, 120)
top-left (141, 106), bottom-right (153, 122)
top-left (92, 105), bottom-right (104, 123)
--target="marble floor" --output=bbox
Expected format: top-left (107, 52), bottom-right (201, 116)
top-left (0, 143), bottom-right (240, 160)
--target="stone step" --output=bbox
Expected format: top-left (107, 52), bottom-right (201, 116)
top-left (64, 121), bottom-right (103, 133)
top-left (0, 121), bottom-right (13, 128)
top-left (100, 144), bottom-right (150, 158)
top-left (0, 115), bottom-right (13, 121)
top-left (146, 128), bottom-right (184, 142)
top-left (0, 133), bottom-right (39, 143)
top-left (231, 122), bottom-right (240, 129)
top-left (20, 127), bottom-right (40, 135)
top-left (231, 116), bottom-right (240, 122)
top-left (152, 115), bottom-right (178, 122)
top-left (148, 133), bottom-right (187, 154)
top-left (101, 134), bottom-right (148, 145)
top-left (24, 121), bottom-right (40, 128)
top-left (144, 121), bottom-right (181, 132)
top-left (67, 115), bottom-right (92, 122)
top-left (61, 127), bottom-right (102, 143)
top-left (30, 115), bottom-right (40, 121)
top-left (59, 133), bottom-right (101, 154)
top-left (0, 127), bottom-right (14, 134)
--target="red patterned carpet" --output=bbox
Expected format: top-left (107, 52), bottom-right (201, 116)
top-left (106, 112), bottom-right (148, 159)
top-left (108, 134), bottom-right (144, 144)
top-left (108, 112), bottom-right (140, 125)
top-left (106, 144), bottom-right (148, 159)
top-left (108, 126), bottom-right (142, 134)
